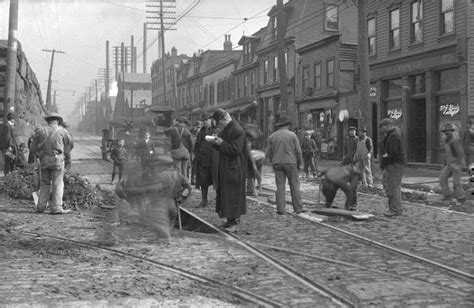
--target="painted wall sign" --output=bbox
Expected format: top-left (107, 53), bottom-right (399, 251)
top-left (388, 108), bottom-right (402, 120)
top-left (369, 87), bottom-right (377, 97)
top-left (439, 104), bottom-right (460, 117)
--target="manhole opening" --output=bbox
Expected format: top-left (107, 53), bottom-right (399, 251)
top-left (176, 209), bottom-right (218, 234)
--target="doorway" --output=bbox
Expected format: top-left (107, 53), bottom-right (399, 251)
top-left (411, 98), bottom-right (426, 162)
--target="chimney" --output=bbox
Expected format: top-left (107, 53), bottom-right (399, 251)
top-left (223, 34), bottom-right (232, 51)
top-left (171, 47), bottom-right (177, 57)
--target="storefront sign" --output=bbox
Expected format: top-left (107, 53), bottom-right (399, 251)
top-left (439, 104), bottom-right (460, 117)
top-left (369, 87), bottom-right (377, 97)
top-left (388, 108), bottom-right (402, 120)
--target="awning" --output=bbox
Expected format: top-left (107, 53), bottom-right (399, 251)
top-left (224, 102), bottom-right (256, 114)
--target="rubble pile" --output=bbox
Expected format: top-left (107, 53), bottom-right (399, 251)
top-left (3, 165), bottom-right (115, 209)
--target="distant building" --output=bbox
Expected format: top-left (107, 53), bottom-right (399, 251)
top-left (114, 72), bottom-right (151, 120)
top-left (367, 0), bottom-right (474, 164)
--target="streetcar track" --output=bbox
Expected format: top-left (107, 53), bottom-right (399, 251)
top-left (16, 229), bottom-right (284, 308)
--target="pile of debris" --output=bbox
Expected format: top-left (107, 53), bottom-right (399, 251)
top-left (4, 164), bottom-right (115, 209)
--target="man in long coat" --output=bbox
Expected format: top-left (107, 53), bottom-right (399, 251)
top-left (207, 108), bottom-right (247, 232)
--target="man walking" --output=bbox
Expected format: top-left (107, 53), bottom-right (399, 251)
top-left (301, 131), bottom-right (317, 181)
top-left (439, 123), bottom-right (466, 204)
top-left (355, 126), bottom-right (374, 187)
top-left (165, 117), bottom-right (193, 177)
top-left (207, 109), bottom-right (247, 232)
top-left (136, 130), bottom-right (156, 174)
top-left (341, 126), bottom-right (358, 165)
top-left (266, 114), bottom-right (305, 215)
top-left (379, 118), bottom-right (405, 217)
top-left (30, 112), bottom-right (73, 214)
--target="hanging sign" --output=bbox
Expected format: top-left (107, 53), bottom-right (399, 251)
top-left (388, 108), bottom-right (402, 120)
top-left (439, 104), bottom-right (460, 117)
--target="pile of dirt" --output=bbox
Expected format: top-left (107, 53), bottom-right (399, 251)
top-left (3, 165), bottom-right (115, 209)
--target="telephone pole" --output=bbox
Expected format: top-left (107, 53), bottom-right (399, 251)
top-left (143, 23), bottom-right (147, 73)
top-left (3, 0), bottom-right (19, 120)
top-left (276, 0), bottom-right (288, 118)
top-left (43, 49), bottom-right (65, 111)
top-left (357, 0), bottom-right (370, 129)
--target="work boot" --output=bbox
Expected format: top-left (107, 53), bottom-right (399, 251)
top-left (50, 207), bottom-right (72, 215)
top-left (383, 211), bottom-right (401, 217)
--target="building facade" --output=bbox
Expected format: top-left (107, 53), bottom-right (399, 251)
top-left (114, 72), bottom-right (151, 121)
top-left (367, 0), bottom-right (474, 164)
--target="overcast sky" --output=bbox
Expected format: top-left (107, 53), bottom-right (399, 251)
top-left (0, 0), bottom-right (275, 120)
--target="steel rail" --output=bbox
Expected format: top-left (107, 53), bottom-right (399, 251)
top-left (250, 190), bottom-right (474, 281)
top-left (17, 230), bottom-right (283, 308)
top-left (180, 208), bottom-right (355, 308)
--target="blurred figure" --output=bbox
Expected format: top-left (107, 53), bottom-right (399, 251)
top-left (355, 126), bottom-right (374, 187)
top-left (136, 130), bottom-right (156, 174)
top-left (0, 112), bottom-right (17, 175)
top-left (266, 114), bottom-right (305, 215)
top-left (110, 138), bottom-right (128, 183)
top-left (165, 117), bottom-right (193, 177)
top-left (189, 120), bottom-right (202, 185)
top-left (301, 131), bottom-right (317, 181)
top-left (320, 164), bottom-right (361, 210)
top-left (208, 109), bottom-right (247, 232)
top-left (15, 143), bottom-right (28, 169)
top-left (379, 118), bottom-right (405, 217)
top-left (439, 123), bottom-right (466, 204)
top-left (243, 124), bottom-right (264, 196)
top-left (30, 112), bottom-right (72, 214)
top-left (115, 157), bottom-right (192, 243)
top-left (341, 126), bottom-right (358, 166)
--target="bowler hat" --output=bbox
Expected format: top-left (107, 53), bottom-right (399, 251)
top-left (361, 126), bottom-right (368, 132)
top-left (275, 114), bottom-right (292, 127)
top-left (441, 123), bottom-right (456, 132)
top-left (348, 126), bottom-right (357, 131)
top-left (212, 108), bottom-right (227, 123)
top-left (44, 112), bottom-right (63, 124)
top-left (378, 118), bottom-right (395, 127)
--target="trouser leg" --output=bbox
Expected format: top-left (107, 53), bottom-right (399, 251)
top-left (322, 179), bottom-right (337, 207)
top-left (286, 164), bottom-right (303, 212)
top-left (340, 182), bottom-right (357, 210)
top-left (274, 167), bottom-right (287, 213)
top-left (37, 168), bottom-right (52, 212)
top-left (50, 167), bottom-right (65, 211)
top-left (439, 165), bottom-right (452, 199)
top-left (386, 164), bottom-right (403, 213)
top-left (118, 163), bottom-right (124, 181)
top-left (450, 164), bottom-right (466, 201)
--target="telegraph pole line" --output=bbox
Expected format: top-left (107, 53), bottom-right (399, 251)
top-left (160, 0), bottom-right (167, 104)
top-left (3, 0), bottom-right (19, 120)
top-left (276, 0), bottom-right (288, 118)
top-left (143, 23), bottom-right (147, 73)
top-left (43, 49), bottom-right (66, 111)
top-left (357, 0), bottom-right (370, 130)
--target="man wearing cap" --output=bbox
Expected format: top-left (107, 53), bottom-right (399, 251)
top-left (30, 112), bottom-right (73, 214)
top-left (207, 109), bottom-right (247, 232)
top-left (355, 126), bottom-right (374, 187)
top-left (165, 117), bottom-right (193, 176)
top-left (439, 123), bottom-right (466, 203)
top-left (266, 114), bottom-right (305, 215)
top-left (301, 131), bottom-right (317, 181)
top-left (341, 126), bottom-right (359, 166)
top-left (0, 112), bottom-right (17, 175)
top-left (379, 118), bottom-right (405, 217)
top-left (194, 113), bottom-right (217, 207)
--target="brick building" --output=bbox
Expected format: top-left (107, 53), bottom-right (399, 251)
top-left (367, 0), bottom-right (474, 164)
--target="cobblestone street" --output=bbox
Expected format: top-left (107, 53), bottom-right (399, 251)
top-left (0, 135), bottom-right (473, 307)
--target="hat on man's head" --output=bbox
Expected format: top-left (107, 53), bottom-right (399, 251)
top-left (348, 126), bottom-right (357, 131)
top-left (378, 118), bottom-right (395, 128)
top-left (361, 126), bottom-right (368, 132)
top-left (200, 112), bottom-right (212, 121)
top-left (176, 116), bottom-right (188, 124)
top-left (212, 108), bottom-right (227, 123)
top-left (44, 112), bottom-right (63, 124)
top-left (441, 123), bottom-right (456, 132)
top-left (274, 114), bottom-right (292, 127)
top-left (6, 112), bottom-right (15, 121)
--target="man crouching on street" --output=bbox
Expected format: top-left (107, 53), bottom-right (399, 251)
top-left (320, 164), bottom-right (361, 211)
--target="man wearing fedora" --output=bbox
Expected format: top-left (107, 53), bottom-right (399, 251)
top-left (266, 114), bottom-right (305, 215)
top-left (30, 112), bottom-right (73, 214)
top-left (207, 109), bottom-right (247, 232)
top-left (341, 126), bottom-right (359, 166)
top-left (439, 123), bottom-right (466, 203)
top-left (379, 118), bottom-right (405, 217)
top-left (355, 126), bottom-right (374, 187)
top-left (165, 116), bottom-right (193, 177)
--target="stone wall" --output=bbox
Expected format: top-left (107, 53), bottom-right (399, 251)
top-left (0, 40), bottom-right (46, 143)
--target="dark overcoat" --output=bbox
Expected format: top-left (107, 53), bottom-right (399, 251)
top-left (214, 120), bottom-right (247, 218)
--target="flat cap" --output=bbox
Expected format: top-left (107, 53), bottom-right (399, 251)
top-left (212, 108), bottom-right (226, 122)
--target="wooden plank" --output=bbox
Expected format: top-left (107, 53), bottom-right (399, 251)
top-left (267, 196), bottom-right (322, 207)
top-left (311, 208), bottom-right (374, 220)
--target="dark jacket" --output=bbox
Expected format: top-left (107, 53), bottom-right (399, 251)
top-left (136, 139), bottom-right (156, 160)
top-left (380, 128), bottom-right (405, 170)
top-left (301, 138), bottom-right (317, 156)
top-left (165, 124), bottom-right (193, 152)
top-left (213, 120), bottom-right (247, 218)
top-left (343, 135), bottom-right (359, 162)
top-left (111, 146), bottom-right (128, 164)
top-left (194, 126), bottom-right (216, 168)
top-left (0, 122), bottom-right (16, 151)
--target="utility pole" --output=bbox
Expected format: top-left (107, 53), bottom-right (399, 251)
top-left (276, 0), bottom-right (288, 118)
top-left (113, 46), bottom-right (119, 79)
top-left (3, 0), bottom-right (19, 120)
top-left (95, 79), bottom-right (99, 133)
top-left (358, 0), bottom-right (370, 130)
top-left (43, 49), bottom-right (65, 111)
top-left (130, 36), bottom-right (135, 73)
top-left (160, 0), bottom-right (167, 105)
top-left (120, 43), bottom-right (125, 76)
top-left (143, 23), bottom-right (147, 73)
top-left (105, 40), bottom-right (111, 120)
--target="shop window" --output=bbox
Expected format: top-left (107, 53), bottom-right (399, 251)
top-left (437, 67), bottom-right (459, 91)
top-left (383, 78), bottom-right (403, 123)
top-left (436, 67), bottom-right (460, 147)
top-left (325, 5), bottom-right (339, 31)
top-left (368, 18), bottom-right (376, 55)
top-left (411, 0), bottom-right (423, 44)
top-left (386, 78), bottom-right (403, 98)
top-left (440, 0), bottom-right (454, 35)
top-left (389, 8), bottom-right (400, 50)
